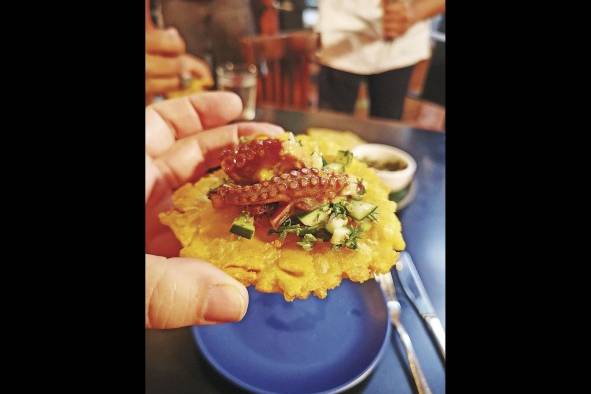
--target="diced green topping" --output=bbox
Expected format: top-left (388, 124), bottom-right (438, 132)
top-left (268, 218), bottom-right (304, 240)
top-left (334, 150), bottom-right (353, 167)
top-left (230, 211), bottom-right (255, 239)
top-left (326, 215), bottom-right (348, 234)
top-left (324, 162), bottom-right (344, 173)
top-left (282, 133), bottom-right (306, 162)
top-left (330, 225), bottom-right (364, 250)
top-left (311, 151), bottom-right (324, 169)
top-left (347, 201), bottom-right (378, 221)
top-left (330, 226), bottom-right (350, 246)
top-left (298, 204), bottom-right (331, 226)
top-left (268, 216), bottom-right (332, 250)
top-left (359, 219), bottom-right (373, 232)
top-left (344, 227), bottom-right (363, 250)
top-left (341, 176), bottom-right (363, 197)
top-left (330, 201), bottom-right (347, 218)
top-left (264, 179), bottom-right (378, 250)
top-left (297, 233), bottom-right (318, 251)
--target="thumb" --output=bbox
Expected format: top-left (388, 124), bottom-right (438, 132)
top-left (146, 255), bottom-right (249, 329)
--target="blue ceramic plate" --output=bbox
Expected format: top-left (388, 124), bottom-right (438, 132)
top-left (192, 279), bottom-right (390, 394)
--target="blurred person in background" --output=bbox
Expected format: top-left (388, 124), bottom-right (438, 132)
top-left (146, 0), bottom-right (213, 105)
top-left (317, 0), bottom-right (445, 120)
top-left (158, 0), bottom-right (256, 67)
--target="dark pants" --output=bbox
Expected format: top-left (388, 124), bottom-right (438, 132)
top-left (318, 65), bottom-right (414, 120)
top-left (421, 41), bottom-right (445, 107)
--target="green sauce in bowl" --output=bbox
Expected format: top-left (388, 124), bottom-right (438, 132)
top-left (361, 158), bottom-right (408, 172)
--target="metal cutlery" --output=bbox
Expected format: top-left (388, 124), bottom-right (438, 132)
top-left (396, 252), bottom-right (445, 361)
top-left (375, 271), bottom-right (432, 394)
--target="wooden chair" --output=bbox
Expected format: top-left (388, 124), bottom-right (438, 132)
top-left (241, 31), bottom-right (319, 109)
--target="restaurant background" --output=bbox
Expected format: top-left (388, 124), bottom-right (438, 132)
top-left (148, 0), bottom-right (445, 130)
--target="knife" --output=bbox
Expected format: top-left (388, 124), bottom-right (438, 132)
top-left (396, 251), bottom-right (446, 361)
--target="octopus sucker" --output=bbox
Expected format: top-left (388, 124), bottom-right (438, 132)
top-left (210, 136), bottom-right (363, 227)
top-left (220, 137), bottom-right (305, 184)
top-left (208, 168), bottom-right (351, 210)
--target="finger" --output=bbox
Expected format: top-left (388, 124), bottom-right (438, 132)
top-left (234, 121), bottom-right (285, 137)
top-left (384, 16), bottom-right (407, 24)
top-left (148, 230), bottom-right (182, 258)
top-left (384, 14), bottom-right (410, 24)
top-left (146, 76), bottom-right (181, 95)
top-left (146, 54), bottom-right (182, 78)
top-left (146, 154), bottom-right (160, 202)
top-left (146, 92), bottom-right (243, 156)
top-left (146, 28), bottom-right (186, 55)
top-left (181, 56), bottom-right (213, 83)
top-left (146, 255), bottom-right (249, 329)
top-left (384, 3), bottom-right (405, 12)
top-left (146, 154), bottom-right (182, 257)
top-left (153, 134), bottom-right (205, 189)
top-left (383, 23), bottom-right (405, 37)
top-left (188, 92), bottom-right (243, 130)
top-left (146, 107), bottom-right (176, 157)
top-left (192, 64), bottom-right (213, 84)
top-left (148, 97), bottom-right (205, 156)
top-left (153, 122), bottom-right (285, 188)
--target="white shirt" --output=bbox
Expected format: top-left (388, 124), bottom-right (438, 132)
top-left (316, 0), bottom-right (431, 75)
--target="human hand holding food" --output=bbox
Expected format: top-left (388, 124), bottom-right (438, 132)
top-left (181, 54), bottom-right (213, 87)
top-left (146, 28), bottom-right (185, 98)
top-left (146, 28), bottom-right (213, 103)
top-left (146, 92), bottom-right (284, 329)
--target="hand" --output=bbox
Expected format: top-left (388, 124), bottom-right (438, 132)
top-left (181, 54), bottom-right (213, 87)
top-left (145, 92), bottom-right (284, 329)
top-left (146, 28), bottom-right (186, 98)
top-left (382, 1), bottom-right (416, 40)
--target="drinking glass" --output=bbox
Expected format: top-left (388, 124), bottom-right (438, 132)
top-left (216, 63), bottom-right (257, 121)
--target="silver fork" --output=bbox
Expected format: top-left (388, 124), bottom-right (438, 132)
top-left (375, 271), bottom-right (432, 394)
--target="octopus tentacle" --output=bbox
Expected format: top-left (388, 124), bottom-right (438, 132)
top-left (220, 138), bottom-right (304, 184)
top-left (208, 168), bottom-right (351, 209)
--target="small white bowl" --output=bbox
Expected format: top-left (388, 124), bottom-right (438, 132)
top-left (351, 144), bottom-right (417, 192)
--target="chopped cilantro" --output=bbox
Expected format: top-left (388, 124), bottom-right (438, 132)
top-left (344, 227), bottom-right (363, 250)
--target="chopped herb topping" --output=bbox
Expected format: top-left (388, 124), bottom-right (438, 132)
top-left (297, 233), bottom-right (318, 251)
top-left (330, 201), bottom-right (348, 218)
top-left (344, 227), bottom-right (363, 250)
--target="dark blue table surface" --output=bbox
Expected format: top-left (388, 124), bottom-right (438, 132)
top-left (146, 108), bottom-right (445, 394)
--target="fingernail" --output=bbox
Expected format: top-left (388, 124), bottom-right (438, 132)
top-left (204, 284), bottom-right (247, 323)
top-left (167, 27), bottom-right (179, 37)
